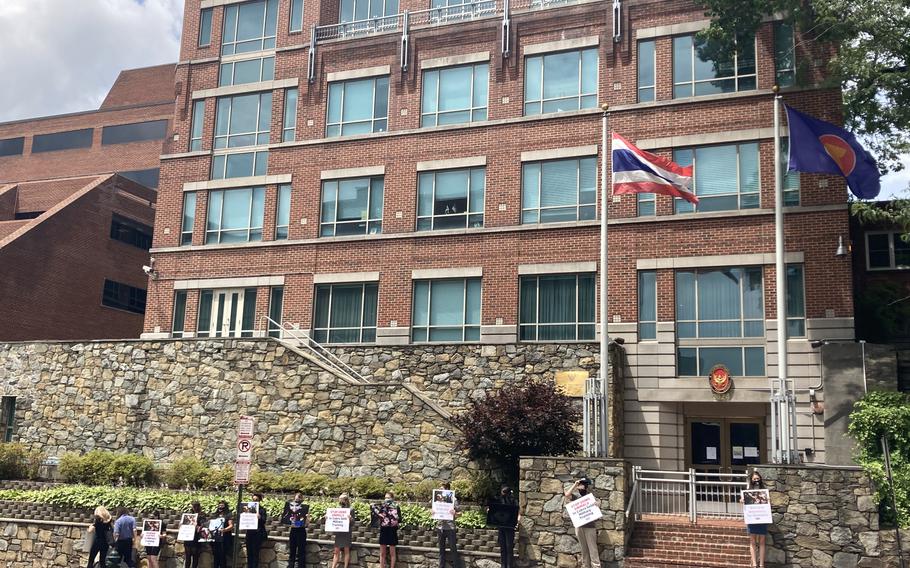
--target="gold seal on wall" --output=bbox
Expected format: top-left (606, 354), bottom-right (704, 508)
top-left (708, 364), bottom-right (733, 399)
top-left (555, 370), bottom-right (589, 398)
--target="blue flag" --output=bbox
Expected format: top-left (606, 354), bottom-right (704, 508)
top-left (784, 105), bottom-right (880, 199)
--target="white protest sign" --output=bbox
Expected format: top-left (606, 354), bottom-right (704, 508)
top-left (742, 489), bottom-right (773, 525)
top-left (324, 508), bottom-right (351, 532)
top-left (565, 493), bottom-right (603, 528)
top-left (141, 519), bottom-right (161, 547)
top-left (239, 501), bottom-right (260, 531)
top-left (431, 489), bottom-right (456, 520)
top-left (177, 514), bottom-right (197, 542)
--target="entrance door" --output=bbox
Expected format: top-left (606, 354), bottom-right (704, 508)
top-left (199, 288), bottom-right (257, 338)
top-left (688, 418), bottom-right (764, 473)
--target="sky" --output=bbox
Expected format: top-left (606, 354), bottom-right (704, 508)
top-left (0, 0), bottom-right (906, 199)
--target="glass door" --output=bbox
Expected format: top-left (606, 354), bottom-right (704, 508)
top-left (198, 288), bottom-right (257, 338)
top-left (690, 421), bottom-right (723, 474)
top-left (688, 418), bottom-right (765, 473)
top-left (729, 421), bottom-right (762, 473)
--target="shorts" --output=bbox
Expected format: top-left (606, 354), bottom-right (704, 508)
top-left (145, 546), bottom-right (161, 556)
top-left (334, 531), bottom-right (352, 548)
top-left (379, 527), bottom-right (398, 546)
top-left (747, 523), bottom-right (769, 536)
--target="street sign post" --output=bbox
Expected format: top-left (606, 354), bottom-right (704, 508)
top-left (232, 416), bottom-right (255, 567)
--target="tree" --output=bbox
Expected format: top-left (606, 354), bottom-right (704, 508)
top-left (452, 380), bottom-right (582, 483)
top-left (852, 194), bottom-right (910, 241)
top-left (696, 0), bottom-right (910, 173)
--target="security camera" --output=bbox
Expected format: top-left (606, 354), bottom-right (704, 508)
top-left (142, 265), bottom-right (153, 275)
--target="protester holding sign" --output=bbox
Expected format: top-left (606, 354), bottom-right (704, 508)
top-left (433, 482), bottom-right (461, 568)
top-left (209, 500), bottom-right (234, 568)
top-left (180, 502), bottom-right (206, 568)
top-left (282, 492), bottom-right (310, 568)
top-left (488, 485), bottom-right (521, 568)
top-left (741, 470), bottom-right (770, 568)
top-left (330, 494), bottom-right (354, 568)
top-left (564, 478), bottom-right (601, 568)
top-left (244, 493), bottom-right (268, 568)
top-left (372, 492), bottom-right (402, 568)
top-left (141, 518), bottom-right (166, 568)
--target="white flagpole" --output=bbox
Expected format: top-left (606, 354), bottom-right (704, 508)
top-left (599, 103), bottom-right (611, 457)
top-left (773, 87), bottom-right (793, 463)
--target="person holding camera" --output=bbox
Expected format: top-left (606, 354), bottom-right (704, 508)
top-left (564, 478), bottom-right (600, 568)
top-left (488, 485), bottom-right (520, 568)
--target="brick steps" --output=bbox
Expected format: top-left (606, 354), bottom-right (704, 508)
top-left (625, 518), bottom-right (752, 568)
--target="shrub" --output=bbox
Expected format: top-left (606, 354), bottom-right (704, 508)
top-left (108, 454), bottom-right (156, 486)
top-left (292, 473), bottom-right (328, 495)
top-left (203, 466), bottom-right (235, 492)
top-left (452, 380), bottom-right (581, 482)
top-left (250, 470), bottom-right (282, 492)
top-left (324, 477), bottom-right (354, 497)
top-left (352, 476), bottom-right (388, 498)
top-left (390, 480), bottom-right (436, 501)
top-left (0, 443), bottom-right (42, 480)
top-left (455, 508), bottom-right (487, 528)
top-left (451, 471), bottom-right (498, 503)
top-left (163, 456), bottom-right (210, 489)
top-left (59, 451), bottom-right (109, 485)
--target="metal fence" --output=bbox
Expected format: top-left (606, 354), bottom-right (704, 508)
top-left (628, 466), bottom-right (748, 523)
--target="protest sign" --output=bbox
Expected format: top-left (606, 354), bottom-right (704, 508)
top-left (325, 508), bottom-right (351, 532)
top-left (177, 513), bottom-right (197, 542)
top-left (742, 489), bottom-right (772, 524)
top-left (141, 519), bottom-right (161, 547)
top-left (432, 489), bottom-right (456, 520)
top-left (564, 493), bottom-right (602, 528)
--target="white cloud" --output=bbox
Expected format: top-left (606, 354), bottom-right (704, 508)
top-left (0, 0), bottom-right (183, 123)
top-left (880, 154), bottom-right (910, 200)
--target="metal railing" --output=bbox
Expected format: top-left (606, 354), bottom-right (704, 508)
top-left (259, 317), bottom-right (370, 384)
top-left (409, 0), bottom-right (499, 26)
top-left (315, 13), bottom-right (404, 41)
top-left (629, 466), bottom-right (748, 523)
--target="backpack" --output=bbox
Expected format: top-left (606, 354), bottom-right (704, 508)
top-left (379, 504), bottom-right (400, 528)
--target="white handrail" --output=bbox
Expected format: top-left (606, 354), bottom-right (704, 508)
top-left (261, 317), bottom-right (369, 384)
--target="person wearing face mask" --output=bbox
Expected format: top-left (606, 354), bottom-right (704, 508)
top-left (488, 485), bottom-right (521, 568)
top-left (245, 493), bottom-right (268, 568)
top-left (563, 478), bottom-right (600, 568)
top-left (744, 471), bottom-right (769, 568)
top-left (210, 500), bottom-right (234, 568)
top-left (372, 492), bottom-right (401, 568)
top-left (331, 493), bottom-right (354, 568)
top-left (282, 492), bottom-right (310, 568)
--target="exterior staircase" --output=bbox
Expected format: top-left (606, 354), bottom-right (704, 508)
top-left (624, 516), bottom-right (753, 568)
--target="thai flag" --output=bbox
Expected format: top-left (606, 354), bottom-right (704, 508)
top-left (611, 132), bottom-right (698, 204)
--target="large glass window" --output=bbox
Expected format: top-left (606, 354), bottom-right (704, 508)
top-left (268, 286), bottom-right (284, 337)
top-left (774, 22), bottom-right (796, 88)
top-left (340, 0), bottom-right (398, 22)
top-left (638, 40), bottom-right (656, 102)
top-left (521, 156), bottom-right (596, 224)
top-left (421, 64), bottom-right (488, 127)
top-left (637, 193), bottom-right (655, 216)
top-left (110, 214), bottom-right (153, 250)
top-left (326, 77), bottom-right (389, 137)
top-left (199, 8), bottom-right (214, 47)
top-left (283, 88), bottom-right (298, 142)
top-left (320, 177), bottom-right (383, 236)
top-left (276, 184), bottom-right (291, 239)
top-left (190, 100), bottom-right (205, 152)
top-left (205, 187), bottom-right (266, 244)
top-left (172, 290), bottom-right (188, 338)
top-left (289, 0), bottom-right (304, 32)
top-left (672, 34), bottom-right (756, 98)
top-left (673, 143), bottom-right (759, 213)
top-left (120, 168), bottom-right (160, 189)
top-left (32, 129), bottom-right (93, 153)
top-left (102, 280), bottom-right (147, 314)
top-left (412, 278), bottom-right (481, 342)
top-left (524, 48), bottom-right (598, 115)
top-left (101, 120), bottom-right (168, 145)
top-left (676, 267), bottom-right (765, 376)
top-left (519, 274), bottom-right (595, 341)
top-left (219, 56), bottom-right (275, 86)
top-left (867, 232), bottom-right (910, 270)
top-left (222, 0), bottom-right (278, 56)
top-left (638, 271), bottom-right (657, 340)
top-left (215, 92), bottom-right (272, 149)
top-left (211, 150), bottom-right (269, 179)
top-left (0, 137), bottom-right (24, 157)
top-left (417, 168), bottom-right (484, 231)
top-left (787, 264), bottom-right (805, 337)
top-left (181, 192), bottom-right (197, 246)
top-left (781, 138), bottom-right (800, 206)
top-left (313, 283), bottom-right (378, 343)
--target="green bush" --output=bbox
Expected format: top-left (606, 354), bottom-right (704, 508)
top-left (203, 466), bottom-right (235, 492)
top-left (400, 502), bottom-right (434, 527)
top-left (250, 470), bottom-right (282, 492)
top-left (393, 480), bottom-right (435, 501)
top-left (108, 454), bottom-right (156, 486)
top-left (0, 443), bottom-right (42, 480)
top-left (352, 476), bottom-right (388, 498)
top-left (324, 477), bottom-right (353, 497)
top-left (164, 456), bottom-right (210, 489)
top-left (455, 508), bottom-right (487, 528)
top-left (292, 473), bottom-right (328, 495)
top-left (58, 451), bottom-right (156, 486)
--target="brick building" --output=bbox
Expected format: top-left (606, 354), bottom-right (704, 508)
top-left (0, 65), bottom-right (174, 341)
top-left (145, 0), bottom-right (855, 469)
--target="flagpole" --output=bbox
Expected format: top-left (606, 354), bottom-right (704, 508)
top-left (773, 86), bottom-right (794, 463)
top-left (599, 103), bottom-right (611, 458)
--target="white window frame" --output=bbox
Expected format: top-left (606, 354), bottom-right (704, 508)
top-left (214, 92), bottom-right (272, 150)
top-left (420, 63), bottom-right (489, 128)
top-left (325, 76), bottom-right (389, 137)
top-left (221, 0), bottom-right (278, 56)
top-left (672, 33), bottom-right (757, 99)
top-left (211, 149), bottom-right (269, 180)
top-left (412, 278), bottom-right (482, 343)
top-left (416, 167), bottom-right (485, 231)
top-left (218, 56), bottom-right (275, 87)
top-left (523, 48), bottom-right (599, 116)
top-left (205, 187), bottom-right (266, 244)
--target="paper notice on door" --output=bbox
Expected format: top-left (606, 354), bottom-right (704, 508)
top-left (744, 446), bottom-right (759, 458)
top-left (732, 446), bottom-right (744, 460)
top-left (706, 447), bottom-right (717, 460)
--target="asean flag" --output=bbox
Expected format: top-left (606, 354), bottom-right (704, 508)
top-left (784, 105), bottom-right (881, 199)
top-left (611, 133), bottom-right (698, 204)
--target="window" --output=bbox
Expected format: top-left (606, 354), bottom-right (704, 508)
top-left (276, 184), bottom-right (291, 239)
top-left (215, 92), bottom-right (272, 149)
top-left (673, 143), bottom-right (759, 213)
top-left (412, 278), bottom-right (481, 342)
top-left (181, 192), bottom-right (197, 246)
top-left (120, 168), bottom-right (160, 189)
top-left (417, 168), bottom-right (484, 230)
top-left (519, 274), bottom-right (595, 341)
top-left (0, 397), bottom-right (15, 443)
top-left (781, 138), bottom-right (800, 206)
top-left (320, 177), bottom-right (383, 236)
top-left (340, 0), bottom-right (398, 22)
top-left (524, 48), bottom-right (598, 115)
top-left (172, 290), bottom-right (188, 338)
top-left (867, 232), bottom-right (910, 270)
top-left (521, 156), bottom-right (596, 223)
top-left (429, 0), bottom-right (494, 19)
top-left (110, 214), bottom-right (153, 250)
top-left (190, 100), bottom-right (205, 152)
top-left (786, 264), bottom-right (805, 337)
top-left (101, 120), bottom-right (168, 145)
top-left (638, 40), bottom-right (656, 102)
top-left (0, 137), bottom-right (24, 157)
top-left (313, 283), bottom-right (378, 343)
top-left (211, 150), bottom-right (269, 179)
top-left (638, 271), bottom-right (657, 340)
top-left (672, 34), bottom-right (756, 98)
top-left (637, 193), bottom-right (655, 216)
top-left (268, 286), bottom-right (284, 337)
top-left (222, 0), bottom-right (278, 56)
top-left (32, 129), bottom-right (93, 153)
top-left (205, 187), bottom-right (266, 244)
top-left (326, 76), bottom-right (389, 137)
top-left (676, 267), bottom-right (765, 376)
top-left (199, 8), bottom-right (213, 47)
top-left (290, 0), bottom-right (304, 31)
top-left (421, 63), bottom-right (488, 127)
top-left (196, 288), bottom-right (257, 337)
top-left (102, 280), bottom-right (147, 314)
top-left (283, 88), bottom-right (298, 142)
top-left (774, 21), bottom-right (796, 88)
top-left (219, 56), bottom-right (275, 86)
